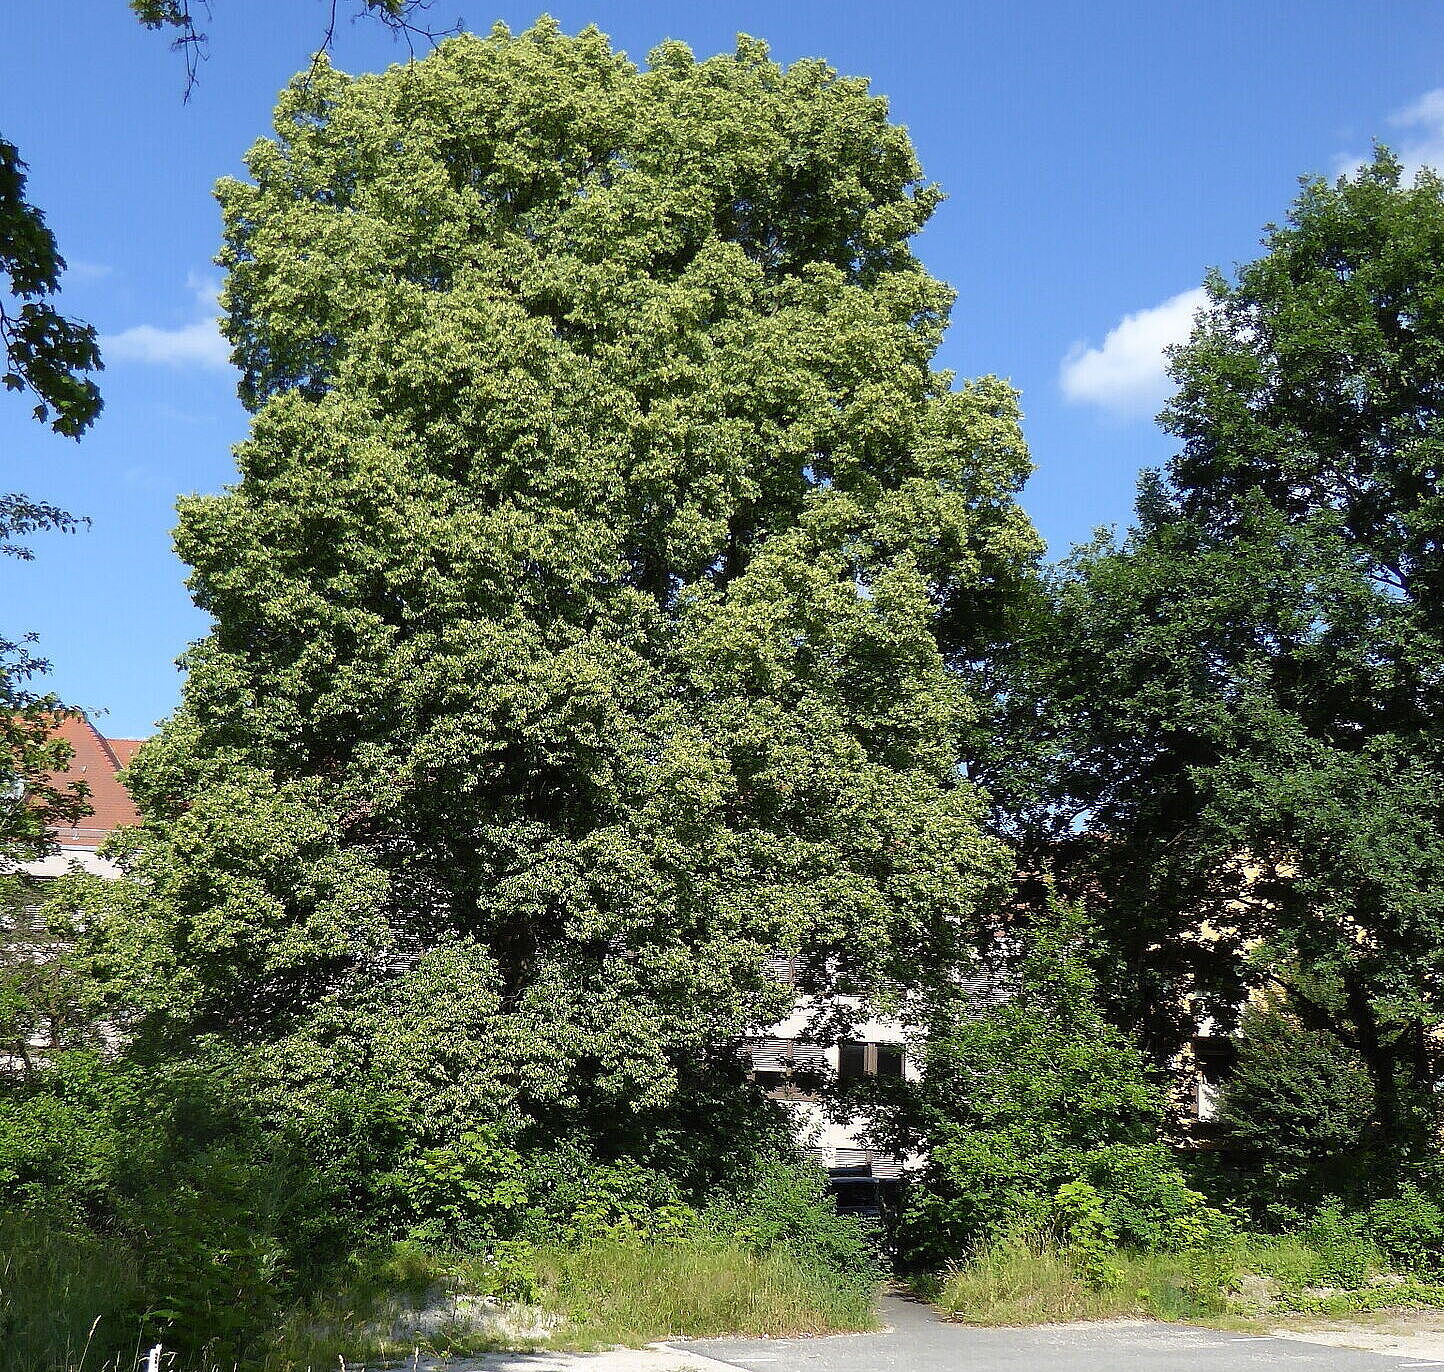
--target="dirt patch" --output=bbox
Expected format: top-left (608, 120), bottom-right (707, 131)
top-left (1270, 1310), bottom-right (1444, 1361)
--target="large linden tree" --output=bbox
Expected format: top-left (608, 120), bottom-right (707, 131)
top-left (80, 21), bottom-right (1039, 1182)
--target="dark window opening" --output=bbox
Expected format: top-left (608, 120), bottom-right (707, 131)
top-left (838, 1041), bottom-right (868, 1082)
top-left (875, 1043), bottom-right (904, 1079)
top-left (1190, 1036), bottom-right (1236, 1084)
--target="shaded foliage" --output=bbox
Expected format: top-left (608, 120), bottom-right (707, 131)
top-left (876, 909), bottom-right (1223, 1269)
top-left (987, 154), bottom-right (1444, 1168)
top-left (0, 140), bottom-right (101, 438)
top-left (1216, 1001), bottom-right (1380, 1217)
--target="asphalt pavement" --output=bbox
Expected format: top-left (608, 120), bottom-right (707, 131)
top-left (679, 1295), bottom-right (1444, 1372)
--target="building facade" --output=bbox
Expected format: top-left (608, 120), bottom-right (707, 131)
top-left (1, 714), bottom-right (141, 1071)
top-left (15, 713), bottom-right (141, 880)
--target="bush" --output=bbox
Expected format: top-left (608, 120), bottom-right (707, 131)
top-left (1080, 1145), bottom-right (1232, 1252)
top-left (702, 1160), bottom-right (883, 1300)
top-left (0, 1042), bottom-right (876, 1363)
top-left (898, 1128), bottom-right (1052, 1265)
top-left (1051, 1180), bottom-right (1120, 1288)
top-left (1301, 1203), bottom-right (1379, 1288)
top-left (891, 909), bottom-right (1226, 1267)
top-left (900, 1127), bottom-right (1235, 1271)
top-left (0, 1050), bottom-right (140, 1223)
top-left (1367, 1183), bottom-right (1444, 1273)
top-left (517, 1145), bottom-right (697, 1244)
top-left (1217, 1004), bottom-right (1378, 1213)
top-left (387, 1128), bottom-right (530, 1247)
top-left (0, 1050), bottom-right (361, 1364)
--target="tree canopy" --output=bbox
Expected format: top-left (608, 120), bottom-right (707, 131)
top-left (77, 20), bottom-right (1039, 1183)
top-left (12, 27), bottom-right (1444, 1360)
top-left (0, 140), bottom-right (102, 438)
top-left (0, 2), bottom-right (456, 439)
top-left (1009, 152), bottom-right (1444, 1157)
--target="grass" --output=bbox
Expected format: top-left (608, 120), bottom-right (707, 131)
top-left (0, 1219), bottom-right (877, 1371)
top-left (258, 1236), bottom-right (880, 1365)
top-left (477, 1235), bottom-right (880, 1349)
top-left (0, 1211), bottom-right (146, 1372)
top-left (0, 1216), bottom-right (474, 1372)
top-left (254, 1242), bottom-right (521, 1371)
top-left (928, 1229), bottom-right (1444, 1330)
top-left (928, 1230), bottom-right (1234, 1326)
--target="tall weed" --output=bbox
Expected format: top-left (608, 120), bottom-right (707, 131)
top-left (518, 1235), bottom-right (879, 1346)
top-left (933, 1229), bottom-right (1230, 1326)
top-left (0, 1211), bottom-right (143, 1372)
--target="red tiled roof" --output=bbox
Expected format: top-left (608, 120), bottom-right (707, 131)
top-left (107, 738), bottom-right (144, 767)
top-left (42, 714), bottom-right (142, 849)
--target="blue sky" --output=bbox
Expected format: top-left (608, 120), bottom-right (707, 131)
top-left (3, 1), bottom-right (1443, 738)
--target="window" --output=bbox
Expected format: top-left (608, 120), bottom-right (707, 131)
top-left (745, 1038), bottom-right (827, 1099)
top-left (875, 1043), bottom-right (904, 1079)
top-left (766, 954), bottom-right (799, 986)
top-left (838, 1041), bottom-right (868, 1082)
top-left (2, 878), bottom-right (52, 949)
top-left (838, 1040), bottom-right (905, 1081)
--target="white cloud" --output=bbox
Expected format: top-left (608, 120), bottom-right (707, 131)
top-left (65, 260), bottom-right (112, 282)
top-left (1336, 88), bottom-right (1444, 182)
top-left (1059, 286), bottom-right (1207, 417)
top-left (103, 275), bottom-right (230, 370)
top-left (105, 320), bottom-right (230, 369)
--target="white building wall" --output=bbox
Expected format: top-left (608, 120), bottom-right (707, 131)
top-left (15, 845), bottom-right (121, 880)
top-left (749, 990), bottom-right (919, 1172)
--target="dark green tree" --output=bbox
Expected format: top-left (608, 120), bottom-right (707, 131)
top-left (0, 141), bottom-right (102, 437)
top-left (72, 22), bottom-right (1039, 1189)
top-left (877, 906), bottom-right (1216, 1267)
top-left (1005, 151), bottom-right (1444, 1158)
top-left (1216, 1000), bottom-right (1377, 1213)
top-left (0, 494), bottom-right (93, 863)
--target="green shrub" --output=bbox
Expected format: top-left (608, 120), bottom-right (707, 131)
top-left (1302, 1203), bottom-right (1379, 1289)
top-left (0, 1051), bottom-right (141, 1223)
top-left (1367, 1183), bottom-right (1444, 1273)
top-left (1081, 1144), bottom-right (1232, 1252)
top-left (702, 1160), bottom-right (883, 1300)
top-left (386, 1128), bottom-right (530, 1247)
top-left (0, 1048), bottom-right (875, 1364)
top-left (111, 1142), bottom-right (318, 1363)
top-left (890, 909), bottom-right (1202, 1268)
top-left (1051, 1180), bottom-right (1121, 1288)
top-left (898, 1128), bottom-right (1051, 1265)
top-left (517, 1146), bottom-right (697, 1244)
top-left (0, 1050), bottom-right (365, 1364)
top-left (1216, 1004), bottom-right (1378, 1213)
